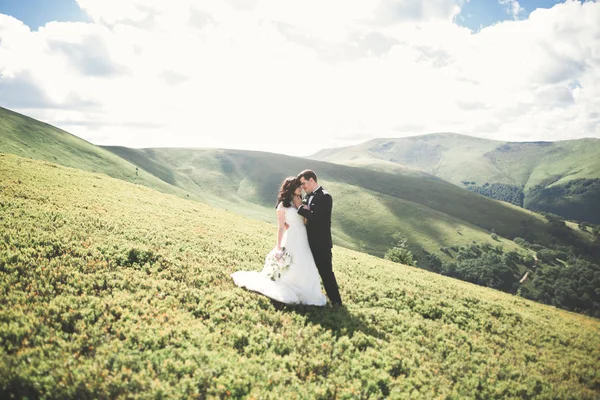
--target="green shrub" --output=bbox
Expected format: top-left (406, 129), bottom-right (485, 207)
top-left (384, 234), bottom-right (417, 267)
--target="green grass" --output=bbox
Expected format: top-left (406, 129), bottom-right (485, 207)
top-left (1, 153), bottom-right (599, 399)
top-left (325, 181), bottom-right (523, 256)
top-left (333, 158), bottom-right (437, 179)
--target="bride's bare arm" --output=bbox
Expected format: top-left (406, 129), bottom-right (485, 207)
top-left (276, 208), bottom-right (286, 250)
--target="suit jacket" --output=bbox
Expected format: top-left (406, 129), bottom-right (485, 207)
top-left (298, 187), bottom-right (333, 251)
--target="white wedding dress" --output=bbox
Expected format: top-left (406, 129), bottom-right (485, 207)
top-left (231, 204), bottom-right (327, 306)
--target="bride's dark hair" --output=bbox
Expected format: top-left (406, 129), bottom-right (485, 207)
top-left (277, 176), bottom-right (299, 208)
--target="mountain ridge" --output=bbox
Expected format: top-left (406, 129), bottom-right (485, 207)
top-left (309, 133), bottom-right (600, 223)
top-left (1, 106), bottom-right (597, 260)
top-left (2, 106), bottom-right (599, 316)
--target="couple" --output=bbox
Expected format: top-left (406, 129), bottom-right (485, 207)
top-left (231, 170), bottom-right (342, 307)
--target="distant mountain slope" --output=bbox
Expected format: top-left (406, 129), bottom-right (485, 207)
top-left (0, 106), bottom-right (594, 261)
top-left (104, 147), bottom-right (597, 260)
top-left (311, 133), bottom-right (507, 186)
top-left (309, 133), bottom-right (600, 223)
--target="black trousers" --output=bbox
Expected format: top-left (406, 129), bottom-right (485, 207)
top-left (313, 248), bottom-right (342, 305)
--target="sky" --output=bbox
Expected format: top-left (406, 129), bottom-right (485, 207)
top-left (0, 0), bottom-right (598, 156)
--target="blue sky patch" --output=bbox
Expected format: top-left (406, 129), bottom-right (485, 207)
top-left (0, 0), bottom-right (89, 30)
top-left (456, 0), bottom-right (565, 31)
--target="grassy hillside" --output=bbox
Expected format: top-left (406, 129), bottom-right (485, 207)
top-left (310, 133), bottom-right (507, 187)
top-left (0, 106), bottom-right (204, 204)
top-left (1, 153), bottom-right (599, 398)
top-left (485, 140), bottom-right (600, 189)
top-left (104, 147), bottom-right (595, 260)
top-left (310, 133), bottom-right (600, 223)
top-left (2, 106), bottom-right (591, 259)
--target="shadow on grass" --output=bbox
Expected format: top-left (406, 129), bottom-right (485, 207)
top-left (270, 300), bottom-right (388, 341)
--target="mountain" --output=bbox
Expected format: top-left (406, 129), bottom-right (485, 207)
top-left (1, 106), bottom-right (596, 262)
top-left (1, 152), bottom-right (598, 398)
top-left (3, 105), bottom-right (600, 309)
top-left (309, 133), bottom-right (600, 223)
top-left (103, 146), bottom-right (589, 259)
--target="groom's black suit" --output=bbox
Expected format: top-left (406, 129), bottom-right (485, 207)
top-left (298, 186), bottom-right (342, 305)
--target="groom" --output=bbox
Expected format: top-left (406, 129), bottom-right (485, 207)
top-left (297, 170), bottom-right (342, 306)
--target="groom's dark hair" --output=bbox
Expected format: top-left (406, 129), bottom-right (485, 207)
top-left (297, 169), bottom-right (317, 183)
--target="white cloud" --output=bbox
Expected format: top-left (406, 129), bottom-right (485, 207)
top-left (0, 0), bottom-right (598, 156)
top-left (499, 0), bottom-right (525, 20)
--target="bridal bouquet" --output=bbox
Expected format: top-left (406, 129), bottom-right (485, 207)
top-left (265, 247), bottom-right (292, 281)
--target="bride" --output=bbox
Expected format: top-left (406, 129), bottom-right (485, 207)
top-left (231, 177), bottom-right (327, 306)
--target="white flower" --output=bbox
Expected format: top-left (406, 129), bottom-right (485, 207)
top-left (265, 247), bottom-right (292, 281)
